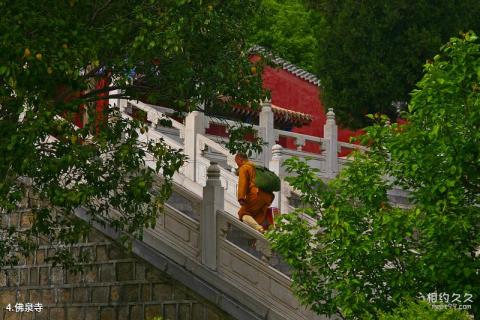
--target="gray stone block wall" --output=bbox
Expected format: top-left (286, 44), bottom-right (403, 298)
top-left (0, 211), bottom-right (231, 320)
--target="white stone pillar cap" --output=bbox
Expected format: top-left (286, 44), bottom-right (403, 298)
top-left (326, 108), bottom-right (335, 120)
top-left (207, 163), bottom-right (220, 179)
top-left (272, 144), bottom-right (283, 157)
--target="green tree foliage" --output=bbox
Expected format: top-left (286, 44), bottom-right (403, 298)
top-left (248, 0), bottom-right (319, 74)
top-left (379, 300), bottom-right (470, 320)
top-left (0, 0), bottom-right (264, 269)
top-left (308, 0), bottom-right (480, 129)
top-left (225, 125), bottom-right (264, 157)
top-left (267, 33), bottom-right (480, 319)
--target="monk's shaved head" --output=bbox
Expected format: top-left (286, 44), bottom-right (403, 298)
top-left (235, 153), bottom-right (248, 160)
top-left (234, 153), bottom-right (248, 167)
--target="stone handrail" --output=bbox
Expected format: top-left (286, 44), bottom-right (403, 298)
top-left (275, 129), bottom-right (326, 151)
top-left (76, 184), bottom-right (323, 320)
top-left (122, 100), bottom-right (185, 138)
top-left (206, 115), bottom-right (260, 131)
top-left (279, 147), bottom-right (325, 160)
top-left (120, 111), bottom-right (183, 150)
top-left (155, 162), bottom-right (323, 319)
top-left (216, 210), bottom-right (322, 320)
top-left (115, 98), bottom-right (375, 212)
top-left (120, 98), bottom-right (349, 176)
top-left (79, 98), bottom-right (409, 318)
top-left (338, 141), bottom-right (368, 153)
top-left (206, 113), bottom-right (329, 156)
top-left (197, 133), bottom-right (231, 158)
top-left (217, 209), bottom-right (275, 264)
top-left (162, 179), bottom-right (285, 274)
top-left (152, 202), bottom-right (201, 262)
top-left (122, 117), bottom-right (242, 219)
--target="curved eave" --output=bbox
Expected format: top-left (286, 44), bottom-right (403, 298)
top-left (232, 104), bottom-right (312, 127)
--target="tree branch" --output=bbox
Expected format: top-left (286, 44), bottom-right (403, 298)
top-left (90, 0), bottom-right (113, 24)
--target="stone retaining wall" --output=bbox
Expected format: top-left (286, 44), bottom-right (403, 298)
top-left (0, 210), bottom-right (231, 320)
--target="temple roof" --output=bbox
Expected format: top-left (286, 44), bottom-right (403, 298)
top-left (232, 103), bottom-right (312, 127)
top-left (249, 45), bottom-right (321, 86)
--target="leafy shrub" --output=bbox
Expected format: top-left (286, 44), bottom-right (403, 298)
top-left (379, 300), bottom-right (471, 320)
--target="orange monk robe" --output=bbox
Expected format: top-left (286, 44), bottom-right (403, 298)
top-left (237, 161), bottom-right (274, 225)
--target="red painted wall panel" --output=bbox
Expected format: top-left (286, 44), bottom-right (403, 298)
top-left (260, 62), bottom-right (362, 155)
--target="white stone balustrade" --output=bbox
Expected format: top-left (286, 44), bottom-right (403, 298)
top-left (116, 98), bottom-right (372, 216)
top-left (120, 98), bottom-right (352, 178)
top-left (80, 98), bottom-right (409, 319)
top-left (199, 163), bottom-right (323, 319)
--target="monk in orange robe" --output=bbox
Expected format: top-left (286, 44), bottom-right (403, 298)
top-left (235, 153), bottom-right (274, 233)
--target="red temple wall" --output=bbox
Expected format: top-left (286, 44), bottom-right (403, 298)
top-left (260, 62), bottom-right (362, 155)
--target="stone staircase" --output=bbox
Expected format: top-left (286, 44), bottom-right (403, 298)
top-left (82, 98), bottom-right (405, 319)
top-left (105, 98), bottom-right (351, 319)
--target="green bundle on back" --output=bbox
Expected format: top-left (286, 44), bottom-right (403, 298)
top-left (255, 166), bottom-right (280, 193)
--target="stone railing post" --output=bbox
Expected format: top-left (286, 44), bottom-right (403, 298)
top-left (269, 144), bottom-right (289, 213)
top-left (184, 110), bottom-right (205, 182)
top-left (259, 99), bottom-right (275, 167)
top-left (111, 90), bottom-right (122, 112)
top-left (119, 99), bottom-right (130, 114)
top-left (201, 163), bottom-right (224, 270)
top-left (323, 108), bottom-right (338, 178)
